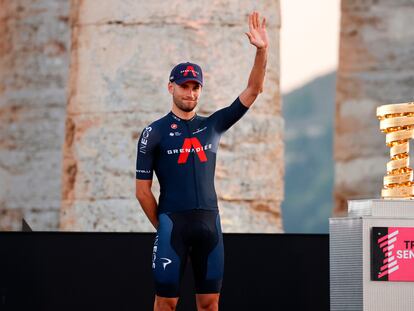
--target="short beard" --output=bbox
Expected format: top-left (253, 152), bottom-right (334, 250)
top-left (172, 94), bottom-right (198, 113)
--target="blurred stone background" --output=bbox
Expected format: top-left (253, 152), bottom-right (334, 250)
top-left (283, 0), bottom-right (414, 233)
top-left (0, 0), bottom-right (70, 230)
top-left (333, 0), bottom-right (414, 215)
top-left (2, 0), bottom-right (414, 233)
top-left (1, 0), bottom-right (283, 232)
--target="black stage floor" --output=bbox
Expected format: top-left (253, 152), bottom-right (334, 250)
top-left (0, 232), bottom-right (329, 310)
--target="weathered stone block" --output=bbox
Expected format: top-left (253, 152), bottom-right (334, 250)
top-left (334, 0), bottom-right (414, 214)
top-left (63, 0), bottom-right (283, 232)
top-left (0, 0), bottom-right (70, 230)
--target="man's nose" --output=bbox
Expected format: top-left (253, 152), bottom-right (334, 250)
top-left (187, 89), bottom-right (195, 97)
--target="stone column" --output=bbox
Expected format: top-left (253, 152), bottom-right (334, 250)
top-left (334, 0), bottom-right (414, 215)
top-left (0, 0), bottom-right (70, 230)
top-left (61, 0), bottom-right (283, 232)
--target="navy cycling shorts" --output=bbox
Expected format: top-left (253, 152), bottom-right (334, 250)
top-left (151, 209), bottom-right (224, 298)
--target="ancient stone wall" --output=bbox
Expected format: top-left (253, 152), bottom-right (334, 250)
top-left (0, 0), bottom-right (70, 230)
top-left (61, 0), bottom-right (283, 232)
top-left (334, 0), bottom-right (414, 214)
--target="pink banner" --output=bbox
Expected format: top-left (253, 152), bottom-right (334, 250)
top-left (373, 227), bottom-right (414, 282)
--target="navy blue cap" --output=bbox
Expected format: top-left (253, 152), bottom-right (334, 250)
top-left (169, 62), bottom-right (203, 86)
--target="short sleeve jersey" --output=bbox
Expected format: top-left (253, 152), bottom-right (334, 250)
top-left (136, 97), bottom-right (249, 214)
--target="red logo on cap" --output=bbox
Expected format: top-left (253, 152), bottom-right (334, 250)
top-left (183, 66), bottom-right (197, 77)
top-left (171, 123), bottom-right (178, 129)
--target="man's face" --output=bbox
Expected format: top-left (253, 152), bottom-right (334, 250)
top-left (168, 81), bottom-right (202, 113)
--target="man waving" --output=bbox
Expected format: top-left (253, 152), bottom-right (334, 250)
top-left (136, 11), bottom-right (268, 311)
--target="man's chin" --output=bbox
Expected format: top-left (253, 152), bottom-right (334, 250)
top-left (181, 107), bottom-right (196, 112)
top-left (173, 100), bottom-right (197, 112)
top-left (181, 103), bottom-right (197, 112)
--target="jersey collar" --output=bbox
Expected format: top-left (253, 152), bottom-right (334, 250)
top-left (169, 111), bottom-right (197, 122)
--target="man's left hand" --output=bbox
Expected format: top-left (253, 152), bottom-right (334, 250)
top-left (245, 11), bottom-right (269, 50)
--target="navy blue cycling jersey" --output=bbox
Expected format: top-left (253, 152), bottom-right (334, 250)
top-left (136, 96), bottom-right (249, 214)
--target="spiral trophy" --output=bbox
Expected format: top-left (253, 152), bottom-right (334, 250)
top-left (330, 104), bottom-right (414, 311)
top-left (377, 102), bottom-right (414, 198)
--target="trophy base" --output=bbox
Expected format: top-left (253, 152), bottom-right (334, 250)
top-left (330, 199), bottom-right (414, 311)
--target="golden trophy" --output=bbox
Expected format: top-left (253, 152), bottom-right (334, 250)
top-left (377, 102), bottom-right (414, 198)
top-left (330, 101), bottom-right (414, 310)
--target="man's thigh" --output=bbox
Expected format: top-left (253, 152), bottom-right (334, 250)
top-left (153, 213), bottom-right (188, 298)
top-left (190, 211), bottom-right (224, 294)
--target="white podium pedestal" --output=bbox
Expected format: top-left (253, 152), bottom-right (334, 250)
top-left (330, 199), bottom-right (414, 311)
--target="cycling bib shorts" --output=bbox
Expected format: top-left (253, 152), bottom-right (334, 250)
top-left (152, 209), bottom-right (223, 297)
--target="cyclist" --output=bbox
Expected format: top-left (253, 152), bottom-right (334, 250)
top-left (136, 11), bottom-right (268, 311)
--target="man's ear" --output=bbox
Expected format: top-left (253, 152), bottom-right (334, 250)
top-left (168, 82), bottom-right (174, 95)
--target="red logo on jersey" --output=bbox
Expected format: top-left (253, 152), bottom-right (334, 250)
top-left (183, 66), bottom-right (197, 77)
top-left (171, 123), bottom-right (178, 129)
top-left (178, 138), bottom-right (207, 164)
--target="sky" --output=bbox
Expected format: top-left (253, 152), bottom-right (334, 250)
top-left (280, 0), bottom-right (341, 94)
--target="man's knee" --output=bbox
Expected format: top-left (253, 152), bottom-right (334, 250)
top-left (198, 302), bottom-right (218, 311)
top-left (154, 296), bottom-right (178, 311)
top-left (196, 294), bottom-right (219, 311)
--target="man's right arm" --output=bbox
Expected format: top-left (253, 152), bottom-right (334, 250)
top-left (135, 125), bottom-right (159, 229)
top-left (136, 179), bottom-right (158, 229)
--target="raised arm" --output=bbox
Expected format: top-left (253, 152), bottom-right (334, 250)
top-left (239, 11), bottom-right (269, 108)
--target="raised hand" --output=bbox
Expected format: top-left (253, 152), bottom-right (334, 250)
top-left (245, 11), bottom-right (269, 50)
